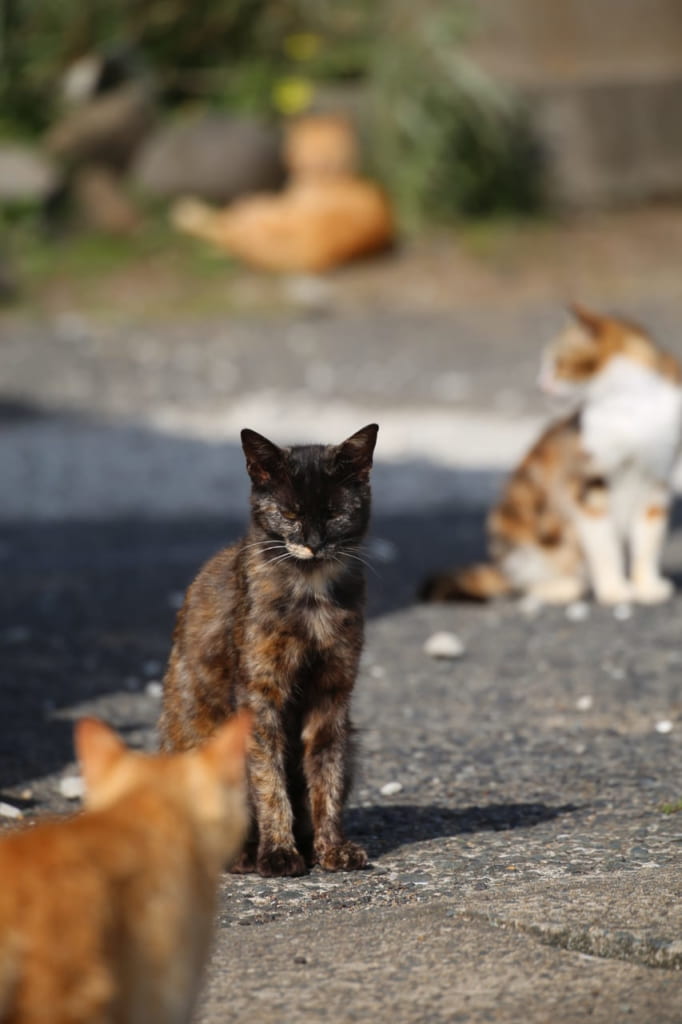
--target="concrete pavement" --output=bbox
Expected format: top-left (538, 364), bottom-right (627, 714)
top-left (2, 297), bottom-right (682, 1022)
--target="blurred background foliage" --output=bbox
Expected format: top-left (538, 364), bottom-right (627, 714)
top-left (0, 0), bottom-right (542, 226)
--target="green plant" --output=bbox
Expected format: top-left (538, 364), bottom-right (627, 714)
top-left (367, 0), bottom-right (542, 228)
top-left (0, 0), bottom-right (544, 225)
top-left (659, 799), bottom-right (682, 815)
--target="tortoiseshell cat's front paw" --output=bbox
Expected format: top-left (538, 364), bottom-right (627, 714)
top-left (229, 845), bottom-right (259, 874)
top-left (257, 845), bottom-right (308, 878)
top-left (316, 840), bottom-right (369, 872)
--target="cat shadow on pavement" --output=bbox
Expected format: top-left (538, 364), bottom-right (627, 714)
top-left (346, 801), bottom-right (578, 859)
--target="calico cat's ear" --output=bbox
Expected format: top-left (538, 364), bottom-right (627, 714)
top-left (74, 718), bottom-right (127, 793)
top-left (334, 423), bottom-right (378, 480)
top-left (241, 429), bottom-right (285, 485)
top-left (569, 303), bottom-right (605, 338)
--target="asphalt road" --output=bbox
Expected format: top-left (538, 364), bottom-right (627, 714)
top-left (2, 298), bottom-right (682, 1022)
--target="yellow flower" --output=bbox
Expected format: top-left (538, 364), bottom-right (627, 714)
top-left (283, 32), bottom-right (321, 61)
top-left (272, 77), bottom-right (314, 116)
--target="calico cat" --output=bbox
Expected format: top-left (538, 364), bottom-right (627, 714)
top-left (159, 424), bottom-right (379, 877)
top-left (0, 713), bottom-right (250, 1024)
top-left (421, 305), bottom-right (682, 606)
top-left (170, 114), bottom-right (393, 272)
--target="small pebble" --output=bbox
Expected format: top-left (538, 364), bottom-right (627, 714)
top-left (0, 801), bottom-right (23, 820)
top-left (613, 603), bottom-right (632, 621)
top-left (576, 695), bottom-right (593, 712)
top-left (380, 781), bottom-right (403, 797)
top-left (367, 537), bottom-right (398, 564)
top-left (145, 680), bottom-right (163, 699)
top-left (20, 788), bottom-right (33, 800)
top-left (566, 601), bottom-right (590, 622)
top-left (655, 720), bottom-right (673, 734)
top-left (59, 775), bottom-right (86, 800)
top-left (518, 595), bottom-right (542, 617)
top-left (423, 631), bottom-right (465, 660)
top-left (369, 665), bottom-right (386, 679)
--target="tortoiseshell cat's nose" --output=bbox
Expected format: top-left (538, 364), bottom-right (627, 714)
top-left (304, 530), bottom-right (324, 554)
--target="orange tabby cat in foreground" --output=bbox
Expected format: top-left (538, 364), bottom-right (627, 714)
top-left (171, 114), bottom-right (394, 272)
top-left (0, 713), bottom-right (250, 1024)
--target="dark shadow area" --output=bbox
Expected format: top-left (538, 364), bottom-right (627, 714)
top-left (346, 801), bottom-right (579, 858)
top-left (0, 399), bottom-right (498, 790)
top-left (0, 397), bottom-right (54, 423)
top-left (2, 398), bottom-right (681, 793)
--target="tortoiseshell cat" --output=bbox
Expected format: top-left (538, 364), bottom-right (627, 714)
top-left (160, 424), bottom-right (378, 877)
top-left (421, 306), bottom-right (682, 606)
top-left (0, 713), bottom-right (250, 1024)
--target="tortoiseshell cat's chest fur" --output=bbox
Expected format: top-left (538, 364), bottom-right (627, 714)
top-left (160, 424), bottom-right (378, 878)
top-left (163, 541), bottom-right (364, 740)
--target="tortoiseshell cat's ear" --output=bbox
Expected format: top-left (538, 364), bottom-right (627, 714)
top-left (334, 423), bottom-right (378, 480)
top-left (241, 429), bottom-right (285, 485)
top-left (569, 303), bottom-right (606, 338)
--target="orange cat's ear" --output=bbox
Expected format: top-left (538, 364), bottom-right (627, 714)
top-left (335, 423), bottom-right (378, 480)
top-left (74, 718), bottom-right (127, 793)
top-left (202, 711), bottom-right (252, 784)
top-left (569, 303), bottom-right (605, 338)
top-left (241, 429), bottom-right (284, 486)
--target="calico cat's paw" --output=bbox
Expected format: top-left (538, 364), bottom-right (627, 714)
top-left (257, 845), bottom-right (308, 878)
top-left (632, 576), bottom-right (675, 605)
top-left (316, 840), bottom-right (369, 872)
top-left (594, 581), bottom-right (634, 606)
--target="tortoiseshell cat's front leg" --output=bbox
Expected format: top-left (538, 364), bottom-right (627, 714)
top-left (302, 676), bottom-right (368, 871)
top-left (247, 698), bottom-right (307, 877)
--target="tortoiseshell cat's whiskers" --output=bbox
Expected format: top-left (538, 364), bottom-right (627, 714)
top-left (339, 547), bottom-right (380, 579)
top-left (160, 423), bottom-right (379, 877)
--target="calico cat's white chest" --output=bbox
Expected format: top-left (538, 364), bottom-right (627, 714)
top-left (581, 357), bottom-right (682, 481)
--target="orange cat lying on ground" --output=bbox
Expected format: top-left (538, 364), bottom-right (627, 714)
top-left (421, 306), bottom-right (682, 606)
top-left (0, 713), bottom-right (250, 1024)
top-left (171, 114), bottom-right (394, 272)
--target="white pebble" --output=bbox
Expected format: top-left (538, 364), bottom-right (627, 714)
top-left (655, 719), bottom-right (674, 734)
top-left (613, 603), bottom-right (632, 621)
top-left (518, 595), bottom-right (542, 617)
top-left (58, 775), bottom-right (86, 800)
top-left (0, 801), bottom-right (23, 820)
top-left (566, 602), bottom-right (590, 622)
top-left (576, 695), bottom-right (593, 712)
top-left (423, 631), bottom-right (465, 660)
top-left (380, 781), bottom-right (403, 797)
top-left (369, 665), bottom-right (386, 679)
top-left (145, 680), bottom-right (163, 698)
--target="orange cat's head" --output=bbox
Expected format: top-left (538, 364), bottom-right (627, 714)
top-left (284, 114), bottom-right (359, 179)
top-left (538, 304), bottom-right (678, 397)
top-left (74, 713), bottom-right (251, 863)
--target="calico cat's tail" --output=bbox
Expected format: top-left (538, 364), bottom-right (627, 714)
top-left (418, 563), bottom-right (511, 602)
